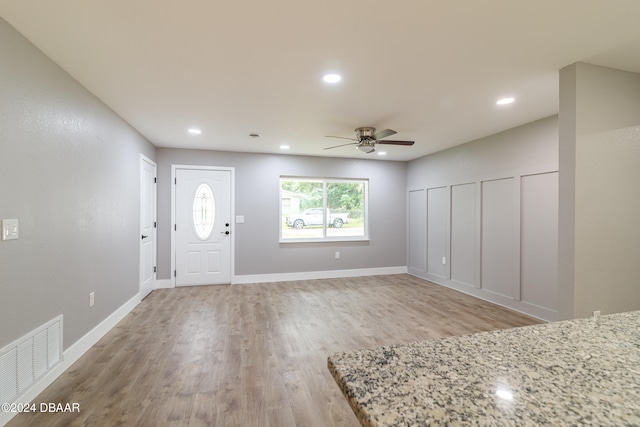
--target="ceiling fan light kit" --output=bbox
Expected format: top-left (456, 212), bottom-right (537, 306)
top-left (357, 143), bottom-right (375, 153)
top-left (324, 127), bottom-right (415, 154)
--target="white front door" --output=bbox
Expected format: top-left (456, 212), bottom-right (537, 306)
top-left (175, 168), bottom-right (231, 286)
top-left (140, 155), bottom-right (157, 299)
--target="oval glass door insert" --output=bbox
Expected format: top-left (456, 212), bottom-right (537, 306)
top-left (193, 183), bottom-right (215, 240)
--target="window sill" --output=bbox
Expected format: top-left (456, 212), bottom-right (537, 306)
top-left (279, 237), bottom-right (370, 245)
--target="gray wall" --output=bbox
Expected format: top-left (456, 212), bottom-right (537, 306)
top-left (156, 148), bottom-right (407, 279)
top-left (559, 63), bottom-right (640, 319)
top-left (407, 116), bottom-right (559, 320)
top-left (0, 18), bottom-right (155, 350)
top-left (407, 116), bottom-right (558, 185)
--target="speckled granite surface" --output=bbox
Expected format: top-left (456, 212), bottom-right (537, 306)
top-left (328, 311), bottom-right (640, 426)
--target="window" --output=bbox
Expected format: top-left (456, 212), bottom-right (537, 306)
top-left (280, 177), bottom-right (368, 242)
top-left (193, 183), bottom-right (215, 240)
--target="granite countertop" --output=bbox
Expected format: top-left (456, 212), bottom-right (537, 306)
top-left (328, 311), bottom-right (640, 426)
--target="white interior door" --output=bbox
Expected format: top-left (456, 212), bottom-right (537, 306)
top-left (140, 155), bottom-right (157, 299)
top-left (175, 168), bottom-right (231, 286)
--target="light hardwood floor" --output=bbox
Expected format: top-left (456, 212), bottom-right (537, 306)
top-left (8, 274), bottom-right (540, 427)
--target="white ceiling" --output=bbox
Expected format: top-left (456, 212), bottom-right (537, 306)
top-left (2, 1), bottom-right (640, 161)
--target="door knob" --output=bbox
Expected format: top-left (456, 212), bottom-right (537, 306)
top-left (141, 234), bottom-right (148, 239)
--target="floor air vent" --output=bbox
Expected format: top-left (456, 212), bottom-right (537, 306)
top-left (0, 316), bottom-right (62, 404)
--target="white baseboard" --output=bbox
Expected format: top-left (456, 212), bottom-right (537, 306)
top-left (407, 270), bottom-right (556, 322)
top-left (155, 279), bottom-right (173, 289)
top-left (233, 266), bottom-right (408, 284)
top-left (0, 293), bottom-right (141, 427)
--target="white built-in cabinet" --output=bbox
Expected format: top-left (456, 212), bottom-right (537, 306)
top-left (408, 169), bottom-right (558, 321)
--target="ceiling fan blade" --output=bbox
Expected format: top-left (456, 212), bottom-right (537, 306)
top-left (325, 135), bottom-right (358, 141)
top-left (377, 140), bottom-right (415, 146)
top-left (324, 142), bottom-right (358, 150)
top-left (372, 129), bottom-right (397, 140)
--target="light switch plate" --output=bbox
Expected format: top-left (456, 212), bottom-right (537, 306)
top-left (2, 219), bottom-right (19, 241)
top-left (235, 215), bottom-right (245, 224)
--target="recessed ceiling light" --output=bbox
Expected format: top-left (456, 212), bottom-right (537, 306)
top-left (323, 73), bottom-right (342, 83)
top-left (377, 151), bottom-right (387, 156)
top-left (280, 145), bottom-right (290, 150)
top-left (188, 128), bottom-right (202, 135)
top-left (496, 97), bottom-right (515, 105)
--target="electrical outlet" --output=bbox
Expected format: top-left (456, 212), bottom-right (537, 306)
top-left (89, 292), bottom-right (95, 307)
top-left (335, 251), bottom-right (340, 259)
top-left (592, 310), bottom-right (600, 317)
top-left (442, 256), bottom-right (447, 265)
top-left (2, 219), bottom-right (19, 241)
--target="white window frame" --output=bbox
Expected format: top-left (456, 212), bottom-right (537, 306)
top-left (279, 176), bottom-right (369, 243)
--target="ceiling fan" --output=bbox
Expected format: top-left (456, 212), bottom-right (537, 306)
top-left (324, 127), bottom-right (414, 153)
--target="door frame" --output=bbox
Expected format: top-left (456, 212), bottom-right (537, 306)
top-left (170, 164), bottom-right (235, 287)
top-left (139, 154), bottom-right (157, 298)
